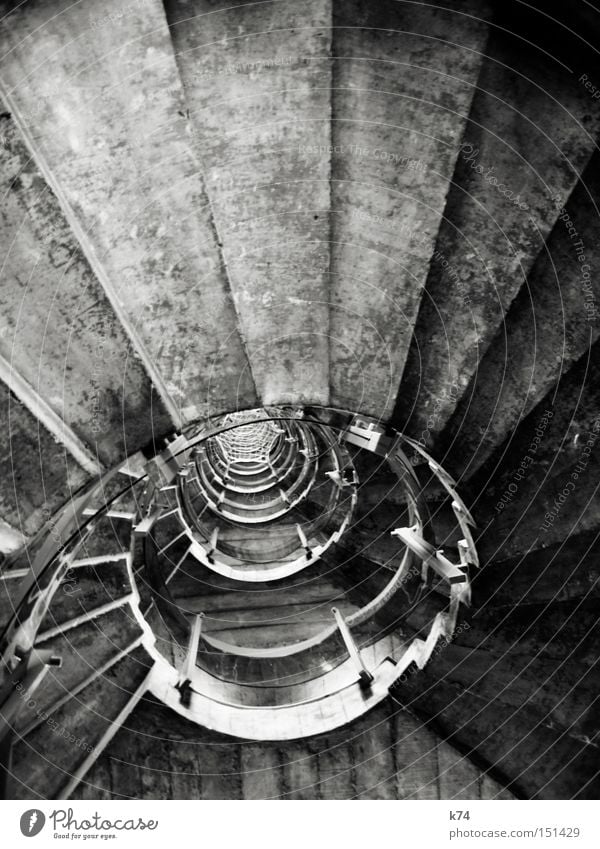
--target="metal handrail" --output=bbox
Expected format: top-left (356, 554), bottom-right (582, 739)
top-left (0, 410), bottom-right (474, 741)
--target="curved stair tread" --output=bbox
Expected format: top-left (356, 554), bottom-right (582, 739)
top-left (36, 560), bottom-right (133, 639)
top-left (441, 152), bottom-right (600, 479)
top-left (0, 109), bottom-right (172, 465)
top-left (397, 26), bottom-right (600, 446)
top-left (164, 0), bottom-right (332, 405)
top-left (16, 608), bottom-right (145, 736)
top-left (149, 649), bottom-right (404, 741)
top-left (0, 0), bottom-right (257, 421)
top-left (394, 673), bottom-right (600, 799)
top-left (9, 645), bottom-right (154, 800)
top-left (328, 0), bottom-right (491, 417)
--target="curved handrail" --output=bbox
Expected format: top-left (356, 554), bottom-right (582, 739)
top-left (179, 425), bottom-right (355, 566)
top-left (0, 409), bottom-right (474, 733)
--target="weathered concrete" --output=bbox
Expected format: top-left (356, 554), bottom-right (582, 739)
top-left (70, 695), bottom-right (513, 799)
top-left (0, 0), bottom-right (257, 424)
top-left (165, 0), bottom-right (333, 406)
top-left (0, 108), bottom-right (174, 464)
top-left (441, 151), bottom-right (600, 480)
top-left (399, 673), bottom-right (600, 799)
top-left (0, 517), bottom-right (26, 555)
top-left (396, 27), bottom-right (600, 443)
top-left (474, 530), bottom-right (600, 610)
top-left (397, 600), bottom-right (600, 798)
top-left (328, 0), bottom-right (490, 418)
top-left (480, 458), bottom-right (600, 564)
top-left (10, 646), bottom-right (152, 800)
top-left (0, 0), bottom-right (598, 805)
top-left (452, 607), bottom-right (600, 746)
top-left (472, 337), bottom-right (600, 563)
top-left (0, 381), bottom-right (90, 535)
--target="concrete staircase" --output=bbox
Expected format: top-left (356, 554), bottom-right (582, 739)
top-left (0, 0), bottom-right (599, 800)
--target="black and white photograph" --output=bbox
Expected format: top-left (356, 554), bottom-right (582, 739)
top-left (0, 0), bottom-right (598, 839)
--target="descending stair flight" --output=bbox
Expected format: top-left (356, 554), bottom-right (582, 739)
top-left (0, 0), bottom-right (598, 800)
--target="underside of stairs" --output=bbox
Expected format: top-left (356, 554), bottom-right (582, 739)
top-left (1, 0), bottom-right (600, 802)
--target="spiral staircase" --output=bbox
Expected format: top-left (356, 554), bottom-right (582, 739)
top-left (0, 0), bottom-right (599, 801)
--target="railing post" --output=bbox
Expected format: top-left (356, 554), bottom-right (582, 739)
top-left (145, 434), bottom-right (190, 488)
top-left (332, 607), bottom-right (373, 688)
top-left (296, 524), bottom-right (313, 560)
top-left (207, 528), bottom-right (219, 565)
top-left (176, 613), bottom-right (204, 708)
top-left (133, 511), bottom-right (159, 538)
top-left (391, 527), bottom-right (468, 585)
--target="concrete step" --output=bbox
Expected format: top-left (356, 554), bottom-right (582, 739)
top-left (0, 0), bottom-right (257, 423)
top-left (464, 598), bottom-right (600, 667)
top-left (395, 601), bottom-right (600, 798)
top-left (471, 338), bottom-right (600, 561)
top-left (36, 559), bottom-right (133, 641)
top-left (328, 0), bottom-right (490, 418)
top-left (474, 531), bottom-right (600, 609)
top-left (16, 607), bottom-right (144, 736)
top-left (9, 645), bottom-right (153, 800)
top-left (396, 26), bottom-right (600, 446)
top-left (0, 109), bottom-right (172, 465)
top-left (68, 694), bottom-right (515, 799)
top-left (165, 0), bottom-right (332, 406)
top-left (73, 513), bottom-right (134, 560)
top-left (441, 151), bottom-right (600, 480)
top-left (434, 639), bottom-right (600, 749)
top-left (395, 670), bottom-right (600, 799)
top-left (0, 382), bottom-right (91, 537)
